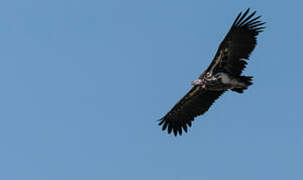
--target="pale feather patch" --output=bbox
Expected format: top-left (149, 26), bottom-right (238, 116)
top-left (220, 73), bottom-right (231, 84)
top-left (216, 73), bottom-right (246, 88)
top-left (215, 73), bottom-right (231, 84)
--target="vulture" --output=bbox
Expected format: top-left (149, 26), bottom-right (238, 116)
top-left (158, 8), bottom-right (265, 136)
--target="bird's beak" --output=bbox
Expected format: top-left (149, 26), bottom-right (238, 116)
top-left (190, 81), bottom-right (195, 86)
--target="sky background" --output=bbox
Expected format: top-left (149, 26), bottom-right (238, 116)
top-left (0, 0), bottom-right (302, 180)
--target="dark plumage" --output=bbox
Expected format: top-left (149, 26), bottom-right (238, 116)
top-left (158, 8), bottom-right (265, 136)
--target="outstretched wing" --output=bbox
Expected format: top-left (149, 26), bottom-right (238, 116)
top-left (202, 8), bottom-right (265, 77)
top-left (158, 9), bottom-right (265, 136)
top-left (158, 87), bottom-right (225, 136)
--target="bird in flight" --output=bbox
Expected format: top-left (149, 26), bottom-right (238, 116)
top-left (158, 8), bottom-right (265, 136)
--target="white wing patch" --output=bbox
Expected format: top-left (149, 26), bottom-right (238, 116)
top-left (209, 50), bottom-right (223, 74)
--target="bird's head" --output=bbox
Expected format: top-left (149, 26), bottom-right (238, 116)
top-left (190, 79), bottom-right (203, 86)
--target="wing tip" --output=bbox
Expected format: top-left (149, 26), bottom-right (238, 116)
top-left (158, 116), bottom-right (192, 136)
top-left (232, 8), bottom-right (265, 32)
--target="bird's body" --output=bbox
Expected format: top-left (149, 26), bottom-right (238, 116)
top-left (158, 9), bottom-right (265, 136)
top-left (192, 72), bottom-right (251, 90)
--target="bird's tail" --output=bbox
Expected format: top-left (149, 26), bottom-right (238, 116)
top-left (231, 76), bottom-right (253, 93)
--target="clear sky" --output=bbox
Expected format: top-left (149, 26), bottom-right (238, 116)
top-left (0, 0), bottom-right (302, 180)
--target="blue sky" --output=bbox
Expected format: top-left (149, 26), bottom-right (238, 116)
top-left (0, 0), bottom-right (302, 179)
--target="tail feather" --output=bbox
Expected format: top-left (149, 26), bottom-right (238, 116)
top-left (232, 76), bottom-right (253, 93)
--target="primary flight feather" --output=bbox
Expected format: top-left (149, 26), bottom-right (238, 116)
top-left (158, 8), bottom-right (265, 136)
